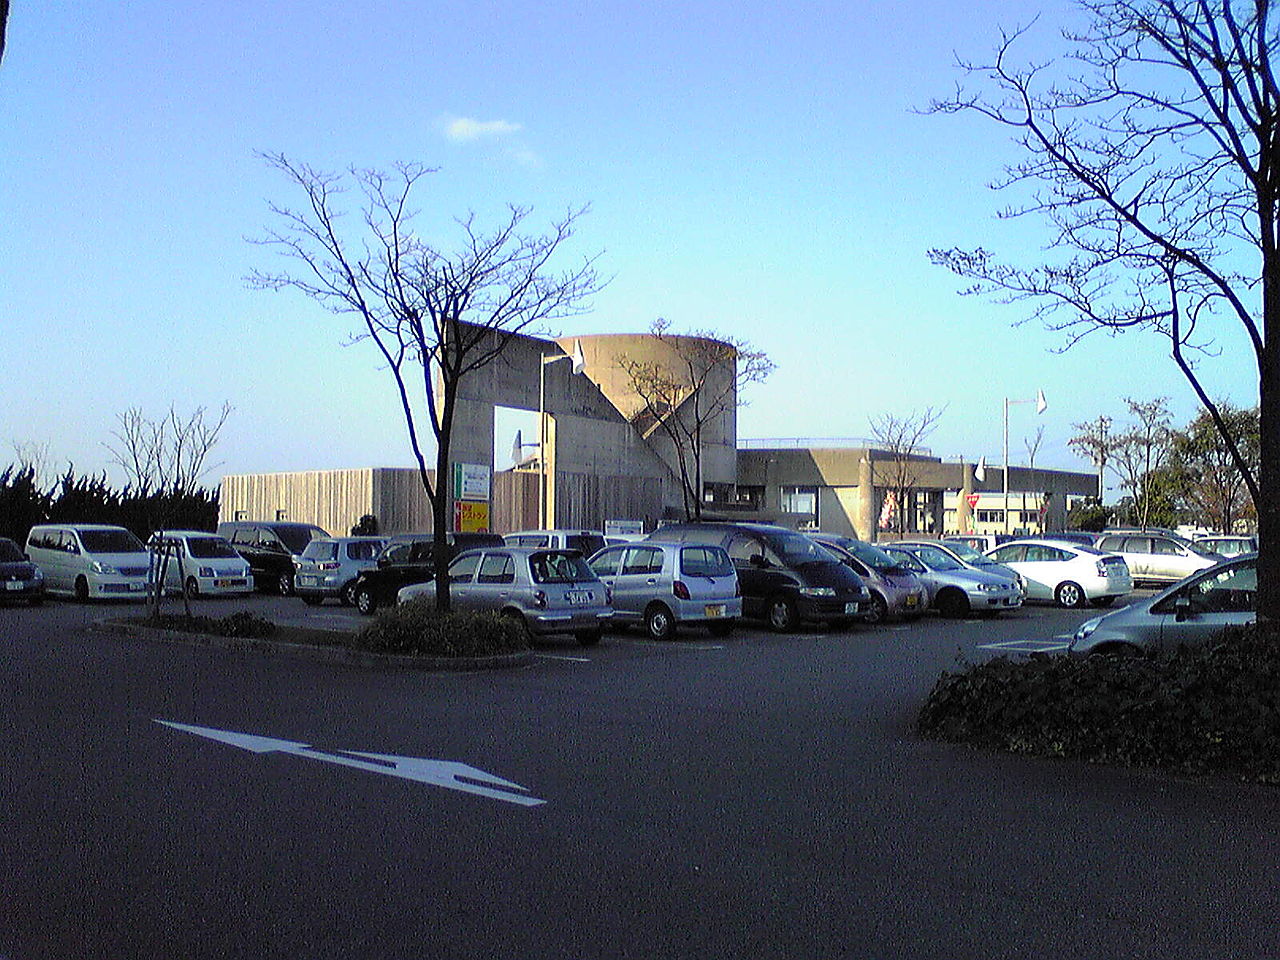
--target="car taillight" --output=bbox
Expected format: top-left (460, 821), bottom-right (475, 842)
top-left (734, 579), bottom-right (741, 597)
top-left (1096, 560), bottom-right (1108, 577)
top-left (533, 590), bottom-right (547, 609)
top-left (319, 562), bottom-right (340, 571)
top-left (673, 580), bottom-right (691, 600)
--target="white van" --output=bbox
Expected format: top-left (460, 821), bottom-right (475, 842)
top-left (148, 530), bottom-right (253, 598)
top-left (502, 529), bottom-right (608, 556)
top-left (25, 524), bottom-right (150, 600)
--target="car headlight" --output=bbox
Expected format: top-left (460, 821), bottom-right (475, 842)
top-left (1074, 617), bottom-right (1102, 641)
top-left (977, 582), bottom-right (1003, 593)
top-left (32, 568), bottom-right (44, 580)
top-left (799, 586), bottom-right (836, 598)
top-left (199, 567), bottom-right (215, 578)
top-left (91, 561), bottom-right (119, 575)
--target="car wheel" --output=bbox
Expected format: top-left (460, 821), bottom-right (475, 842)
top-left (277, 573), bottom-right (294, 597)
top-left (644, 603), bottom-right (676, 641)
top-left (1055, 581), bottom-right (1086, 608)
top-left (936, 588), bottom-right (969, 618)
top-left (340, 581), bottom-right (359, 607)
top-left (356, 585), bottom-right (377, 616)
top-left (184, 577), bottom-right (199, 600)
top-left (1090, 596), bottom-right (1116, 608)
top-left (864, 593), bottom-right (889, 625)
top-left (301, 594), bottom-right (324, 606)
top-left (767, 595), bottom-right (799, 633)
top-left (74, 576), bottom-right (89, 602)
top-left (502, 609), bottom-right (534, 643)
top-left (707, 619), bottom-right (735, 637)
top-left (576, 628), bottom-right (603, 647)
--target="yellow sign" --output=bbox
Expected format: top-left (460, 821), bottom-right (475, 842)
top-left (453, 501), bottom-right (491, 533)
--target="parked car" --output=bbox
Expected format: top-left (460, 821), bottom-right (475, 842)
top-left (810, 533), bottom-right (927, 623)
top-left (1092, 532), bottom-right (1221, 585)
top-left (653, 522), bottom-right (871, 632)
top-left (148, 531), bottom-right (253, 598)
top-left (896, 539), bottom-right (1026, 597)
top-left (588, 541), bottom-right (741, 639)
top-left (880, 543), bottom-right (1023, 617)
top-left (1071, 553), bottom-right (1257, 656)
top-left (217, 521), bottom-right (330, 595)
top-left (398, 546), bottom-right (612, 645)
top-left (504, 529), bottom-right (609, 556)
top-left (0, 536), bottom-right (44, 605)
top-left (1192, 534), bottom-right (1258, 558)
top-left (352, 532), bottom-right (505, 614)
top-left (984, 538), bottom-right (1132, 608)
top-left (292, 536), bottom-right (389, 606)
top-left (942, 533), bottom-right (1012, 553)
top-left (25, 524), bottom-right (150, 601)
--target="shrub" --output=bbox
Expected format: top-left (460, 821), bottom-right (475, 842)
top-left (352, 600), bottom-right (529, 658)
top-left (917, 622), bottom-right (1280, 782)
top-left (146, 610), bottom-right (277, 639)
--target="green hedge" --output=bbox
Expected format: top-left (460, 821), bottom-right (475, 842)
top-left (917, 622), bottom-right (1280, 782)
top-left (146, 611), bottom-right (277, 638)
top-left (352, 600), bottom-right (530, 658)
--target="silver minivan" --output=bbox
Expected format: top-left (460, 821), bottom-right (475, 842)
top-left (588, 541), bottom-right (742, 640)
top-left (25, 524), bottom-right (150, 600)
top-left (398, 547), bottom-right (613, 646)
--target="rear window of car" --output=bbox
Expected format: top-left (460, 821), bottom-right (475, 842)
top-left (271, 525), bottom-right (326, 554)
top-left (566, 534), bottom-right (606, 555)
top-left (529, 551), bottom-right (596, 584)
top-left (681, 546), bottom-right (733, 577)
top-left (302, 541), bottom-right (338, 560)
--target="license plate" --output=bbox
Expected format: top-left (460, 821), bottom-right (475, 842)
top-left (905, 594), bottom-right (919, 607)
top-left (704, 604), bottom-right (725, 618)
top-left (215, 579), bottom-right (238, 588)
top-left (129, 582), bottom-right (146, 592)
top-left (296, 576), bottom-right (315, 586)
top-left (844, 602), bottom-right (860, 615)
top-left (5, 581), bottom-right (22, 591)
top-left (566, 591), bottom-right (591, 606)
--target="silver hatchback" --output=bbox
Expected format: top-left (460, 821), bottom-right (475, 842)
top-left (588, 541), bottom-right (742, 640)
top-left (294, 536), bottom-right (389, 606)
top-left (398, 547), bottom-right (612, 646)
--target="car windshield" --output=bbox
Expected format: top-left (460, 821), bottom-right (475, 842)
top-left (0, 539), bottom-right (24, 562)
top-left (884, 549), bottom-right (925, 574)
top-left (1190, 541), bottom-right (1224, 558)
top-left (909, 546), bottom-right (963, 571)
top-left (764, 531), bottom-right (833, 566)
top-left (943, 541), bottom-right (984, 562)
top-left (843, 539), bottom-right (903, 572)
top-left (79, 529), bottom-right (146, 553)
top-left (566, 534), bottom-right (607, 555)
top-left (187, 537), bottom-right (239, 559)
top-left (529, 551), bottom-right (597, 584)
top-left (273, 526), bottom-right (325, 554)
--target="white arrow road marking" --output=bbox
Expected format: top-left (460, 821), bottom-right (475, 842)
top-left (156, 720), bottom-right (545, 806)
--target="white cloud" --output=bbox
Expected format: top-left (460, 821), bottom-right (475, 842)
top-left (443, 116), bottom-right (522, 142)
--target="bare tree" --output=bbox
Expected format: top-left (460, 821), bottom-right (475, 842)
top-left (105, 403), bottom-right (232, 496)
top-left (1022, 424), bottom-right (1046, 525)
top-left (927, 1), bottom-right (1279, 618)
top-left (249, 153), bottom-right (600, 610)
top-left (1109, 398), bottom-right (1173, 529)
top-left (868, 407), bottom-right (944, 536)
top-left (615, 319), bottom-right (774, 520)
top-left (1, 0), bottom-right (9, 67)
top-left (1068, 414), bottom-right (1117, 504)
top-left (10, 440), bottom-right (51, 487)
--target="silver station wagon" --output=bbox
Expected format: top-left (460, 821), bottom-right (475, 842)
top-left (294, 536), bottom-right (389, 606)
top-left (588, 541), bottom-right (741, 640)
top-left (398, 547), bottom-right (612, 646)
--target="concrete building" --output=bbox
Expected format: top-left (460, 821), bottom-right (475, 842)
top-left (219, 329), bottom-right (1096, 539)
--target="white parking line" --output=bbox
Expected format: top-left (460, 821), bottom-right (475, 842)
top-left (535, 654), bottom-right (592, 663)
top-left (977, 639), bottom-right (1073, 654)
top-left (618, 640), bottom-right (726, 650)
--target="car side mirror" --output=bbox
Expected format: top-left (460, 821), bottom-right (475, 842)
top-left (1174, 595), bottom-right (1194, 622)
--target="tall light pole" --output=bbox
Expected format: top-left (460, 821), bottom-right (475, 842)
top-left (538, 339), bottom-right (585, 528)
top-left (1003, 389), bottom-right (1046, 534)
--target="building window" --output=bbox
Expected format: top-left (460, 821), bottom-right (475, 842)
top-left (234, 510), bottom-right (248, 521)
top-left (781, 485), bottom-right (818, 516)
top-left (275, 509), bottom-right (289, 521)
top-left (736, 486), bottom-right (765, 509)
top-left (976, 509), bottom-right (1005, 524)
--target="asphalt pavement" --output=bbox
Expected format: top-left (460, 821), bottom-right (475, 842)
top-left (3, 593), bottom-right (1279, 959)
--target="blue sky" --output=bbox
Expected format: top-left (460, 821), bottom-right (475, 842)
top-left (0, 1), bottom-right (1260, 490)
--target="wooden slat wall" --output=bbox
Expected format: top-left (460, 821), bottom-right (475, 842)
top-left (219, 470), bottom-right (375, 537)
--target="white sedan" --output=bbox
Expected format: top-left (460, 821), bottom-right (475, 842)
top-left (984, 539), bottom-right (1133, 608)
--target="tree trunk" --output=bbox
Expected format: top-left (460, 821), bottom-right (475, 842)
top-left (1259, 249), bottom-right (1280, 623)
top-left (433, 428), bottom-right (452, 613)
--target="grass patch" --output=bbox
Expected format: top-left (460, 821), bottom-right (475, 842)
top-left (142, 610), bottom-right (278, 639)
top-left (352, 599), bottom-right (530, 658)
top-left (917, 622), bottom-right (1280, 782)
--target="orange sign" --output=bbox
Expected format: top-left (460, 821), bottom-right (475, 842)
top-left (453, 501), bottom-right (490, 533)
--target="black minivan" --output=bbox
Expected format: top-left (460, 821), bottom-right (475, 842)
top-left (217, 521), bottom-right (330, 595)
top-left (654, 522), bottom-right (871, 632)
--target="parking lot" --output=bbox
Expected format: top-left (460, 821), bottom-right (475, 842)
top-left (6, 587), bottom-right (1279, 960)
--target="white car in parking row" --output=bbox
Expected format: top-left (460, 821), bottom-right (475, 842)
top-left (984, 539), bottom-right (1132, 608)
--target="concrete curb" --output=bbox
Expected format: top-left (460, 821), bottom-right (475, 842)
top-left (91, 618), bottom-right (535, 672)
